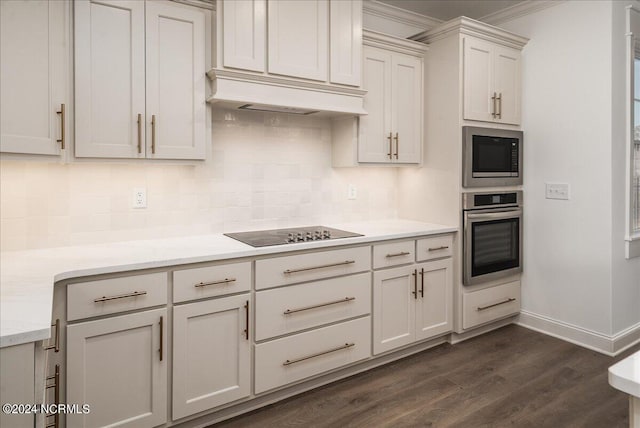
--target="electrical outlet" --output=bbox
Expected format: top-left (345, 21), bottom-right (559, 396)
top-left (132, 187), bottom-right (147, 208)
top-left (545, 183), bottom-right (570, 200)
top-left (347, 184), bottom-right (357, 200)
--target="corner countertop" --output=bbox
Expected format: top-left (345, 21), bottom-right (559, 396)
top-left (609, 350), bottom-right (640, 398)
top-left (0, 219), bottom-right (457, 348)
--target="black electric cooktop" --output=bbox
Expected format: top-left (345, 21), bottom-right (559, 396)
top-left (224, 226), bottom-right (363, 247)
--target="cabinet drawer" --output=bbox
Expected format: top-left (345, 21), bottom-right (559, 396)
top-left (255, 246), bottom-right (371, 290)
top-left (255, 272), bottom-right (371, 341)
top-left (416, 234), bottom-right (453, 262)
top-left (173, 261), bottom-right (251, 303)
top-left (254, 316), bottom-right (371, 394)
top-left (462, 280), bottom-right (520, 330)
top-left (373, 240), bottom-right (415, 269)
top-left (67, 273), bottom-right (167, 321)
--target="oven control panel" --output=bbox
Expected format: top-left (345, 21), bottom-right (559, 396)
top-left (463, 191), bottom-right (522, 210)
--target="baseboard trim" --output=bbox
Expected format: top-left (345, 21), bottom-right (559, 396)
top-left (517, 310), bottom-right (640, 356)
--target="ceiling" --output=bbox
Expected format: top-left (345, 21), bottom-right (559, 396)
top-left (376, 0), bottom-right (526, 21)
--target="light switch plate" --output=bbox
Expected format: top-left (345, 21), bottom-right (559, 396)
top-left (545, 183), bottom-right (570, 200)
top-left (347, 184), bottom-right (357, 200)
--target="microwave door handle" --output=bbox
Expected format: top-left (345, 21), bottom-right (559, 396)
top-left (466, 209), bottom-right (522, 221)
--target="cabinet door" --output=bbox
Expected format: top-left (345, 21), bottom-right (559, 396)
top-left (146, 1), bottom-right (206, 160)
top-left (494, 45), bottom-right (521, 125)
top-left (463, 36), bottom-right (494, 123)
top-left (75, 0), bottom-right (146, 158)
top-left (415, 259), bottom-right (453, 341)
top-left (0, 344), bottom-right (35, 428)
top-left (392, 53), bottom-right (422, 164)
top-left (222, 0), bottom-right (266, 72)
top-left (1, 0), bottom-right (67, 155)
top-left (67, 308), bottom-right (167, 428)
top-left (329, 0), bottom-right (362, 87)
top-left (359, 46), bottom-right (392, 163)
top-left (173, 294), bottom-right (251, 420)
top-left (373, 265), bottom-right (417, 355)
top-left (267, 0), bottom-right (328, 81)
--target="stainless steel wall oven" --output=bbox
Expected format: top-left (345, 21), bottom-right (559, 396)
top-left (463, 191), bottom-right (523, 286)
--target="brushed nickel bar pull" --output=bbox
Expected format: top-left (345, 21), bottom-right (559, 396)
top-left (387, 132), bottom-right (393, 159)
top-left (283, 343), bottom-right (355, 366)
top-left (428, 246), bottom-right (449, 252)
top-left (412, 269), bottom-right (417, 299)
top-left (386, 251), bottom-right (410, 258)
top-left (491, 92), bottom-right (497, 118)
top-left (43, 319), bottom-right (60, 352)
top-left (284, 297), bottom-right (356, 315)
top-left (283, 260), bottom-right (355, 275)
top-left (496, 93), bottom-right (502, 119)
top-left (393, 132), bottom-right (399, 159)
top-left (477, 297), bottom-right (516, 311)
top-left (420, 268), bottom-right (425, 298)
top-left (94, 290), bottom-right (147, 303)
top-left (137, 113), bottom-right (142, 154)
top-left (159, 316), bottom-right (163, 361)
top-left (194, 278), bottom-right (237, 288)
top-left (56, 104), bottom-right (65, 150)
top-left (244, 300), bottom-right (249, 340)
top-left (151, 114), bottom-right (156, 154)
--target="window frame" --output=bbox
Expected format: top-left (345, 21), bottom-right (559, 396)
top-left (626, 6), bottom-right (640, 258)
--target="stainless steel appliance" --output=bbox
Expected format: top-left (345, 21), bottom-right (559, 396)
top-left (224, 226), bottom-right (362, 247)
top-left (463, 191), bottom-right (523, 286)
top-left (462, 126), bottom-right (523, 188)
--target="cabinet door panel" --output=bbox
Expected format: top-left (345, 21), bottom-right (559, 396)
top-left (67, 308), bottom-right (167, 428)
top-left (329, 0), bottom-right (362, 86)
top-left (415, 259), bottom-right (453, 341)
top-left (146, 1), bottom-right (206, 160)
top-left (463, 37), bottom-right (494, 123)
top-left (1, 0), bottom-right (66, 155)
top-left (268, 0), bottom-right (328, 81)
top-left (75, 0), bottom-right (145, 158)
top-left (392, 53), bottom-right (422, 164)
top-left (359, 47), bottom-right (392, 163)
top-left (222, 0), bottom-right (266, 72)
top-left (373, 265), bottom-right (416, 355)
top-left (494, 45), bottom-right (521, 125)
top-left (173, 294), bottom-right (250, 419)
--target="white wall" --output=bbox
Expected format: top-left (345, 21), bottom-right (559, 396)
top-left (0, 109), bottom-right (398, 251)
top-left (500, 1), bottom-right (615, 335)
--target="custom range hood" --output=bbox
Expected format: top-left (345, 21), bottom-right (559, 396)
top-left (206, 68), bottom-right (367, 116)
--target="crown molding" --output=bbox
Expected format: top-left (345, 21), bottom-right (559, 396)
top-left (411, 16), bottom-right (529, 50)
top-left (479, 0), bottom-right (564, 26)
top-left (363, 0), bottom-right (442, 32)
top-left (364, 29), bottom-right (428, 55)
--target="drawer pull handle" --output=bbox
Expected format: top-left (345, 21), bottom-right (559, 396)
top-left (284, 297), bottom-right (356, 315)
top-left (283, 260), bottom-right (355, 275)
top-left (56, 104), bottom-right (65, 150)
top-left (43, 319), bottom-right (60, 353)
top-left (428, 246), bottom-right (449, 252)
top-left (159, 316), bottom-right (164, 361)
top-left (94, 290), bottom-right (147, 303)
top-left (386, 251), bottom-right (410, 258)
top-left (477, 297), bottom-right (516, 311)
top-left (412, 269), bottom-right (418, 299)
top-left (283, 343), bottom-right (355, 366)
top-left (194, 278), bottom-right (237, 288)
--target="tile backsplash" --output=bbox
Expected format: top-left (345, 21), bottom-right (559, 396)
top-left (0, 109), bottom-right (399, 251)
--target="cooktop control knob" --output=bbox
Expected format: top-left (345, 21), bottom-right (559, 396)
top-left (296, 233), bottom-right (304, 242)
top-left (305, 232), bottom-right (313, 241)
top-left (287, 233), bottom-right (295, 243)
top-left (314, 231), bottom-right (322, 240)
top-left (322, 230), bottom-right (331, 239)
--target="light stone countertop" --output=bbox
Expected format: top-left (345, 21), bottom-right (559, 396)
top-left (0, 219), bottom-right (457, 348)
top-left (609, 350), bottom-right (640, 398)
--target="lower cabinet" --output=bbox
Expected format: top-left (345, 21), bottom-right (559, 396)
top-left (172, 294), bottom-right (251, 420)
top-left (373, 258), bottom-right (453, 355)
top-left (0, 343), bottom-right (35, 428)
top-left (66, 308), bottom-right (167, 428)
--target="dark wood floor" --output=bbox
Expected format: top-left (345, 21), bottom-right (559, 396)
top-left (213, 325), bottom-right (639, 428)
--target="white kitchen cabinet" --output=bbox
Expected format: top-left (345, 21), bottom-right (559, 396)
top-left (415, 258), bottom-right (453, 341)
top-left (329, 0), bottom-right (362, 86)
top-left (0, 0), bottom-right (68, 156)
top-left (222, 0), bottom-right (266, 72)
top-left (463, 35), bottom-right (521, 125)
top-left (75, 0), bottom-right (206, 159)
top-left (0, 343), bottom-right (35, 428)
top-left (66, 308), bottom-right (167, 428)
top-left (173, 294), bottom-right (251, 420)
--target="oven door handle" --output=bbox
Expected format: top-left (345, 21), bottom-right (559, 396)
top-left (466, 209), bottom-right (522, 220)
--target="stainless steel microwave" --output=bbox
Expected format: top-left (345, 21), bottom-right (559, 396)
top-left (462, 126), bottom-right (523, 188)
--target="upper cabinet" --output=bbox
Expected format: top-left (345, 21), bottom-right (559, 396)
top-left (222, 0), bottom-right (266, 72)
top-left (463, 36), bottom-right (521, 125)
top-left (1, 0), bottom-right (69, 156)
top-left (75, 0), bottom-right (207, 160)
